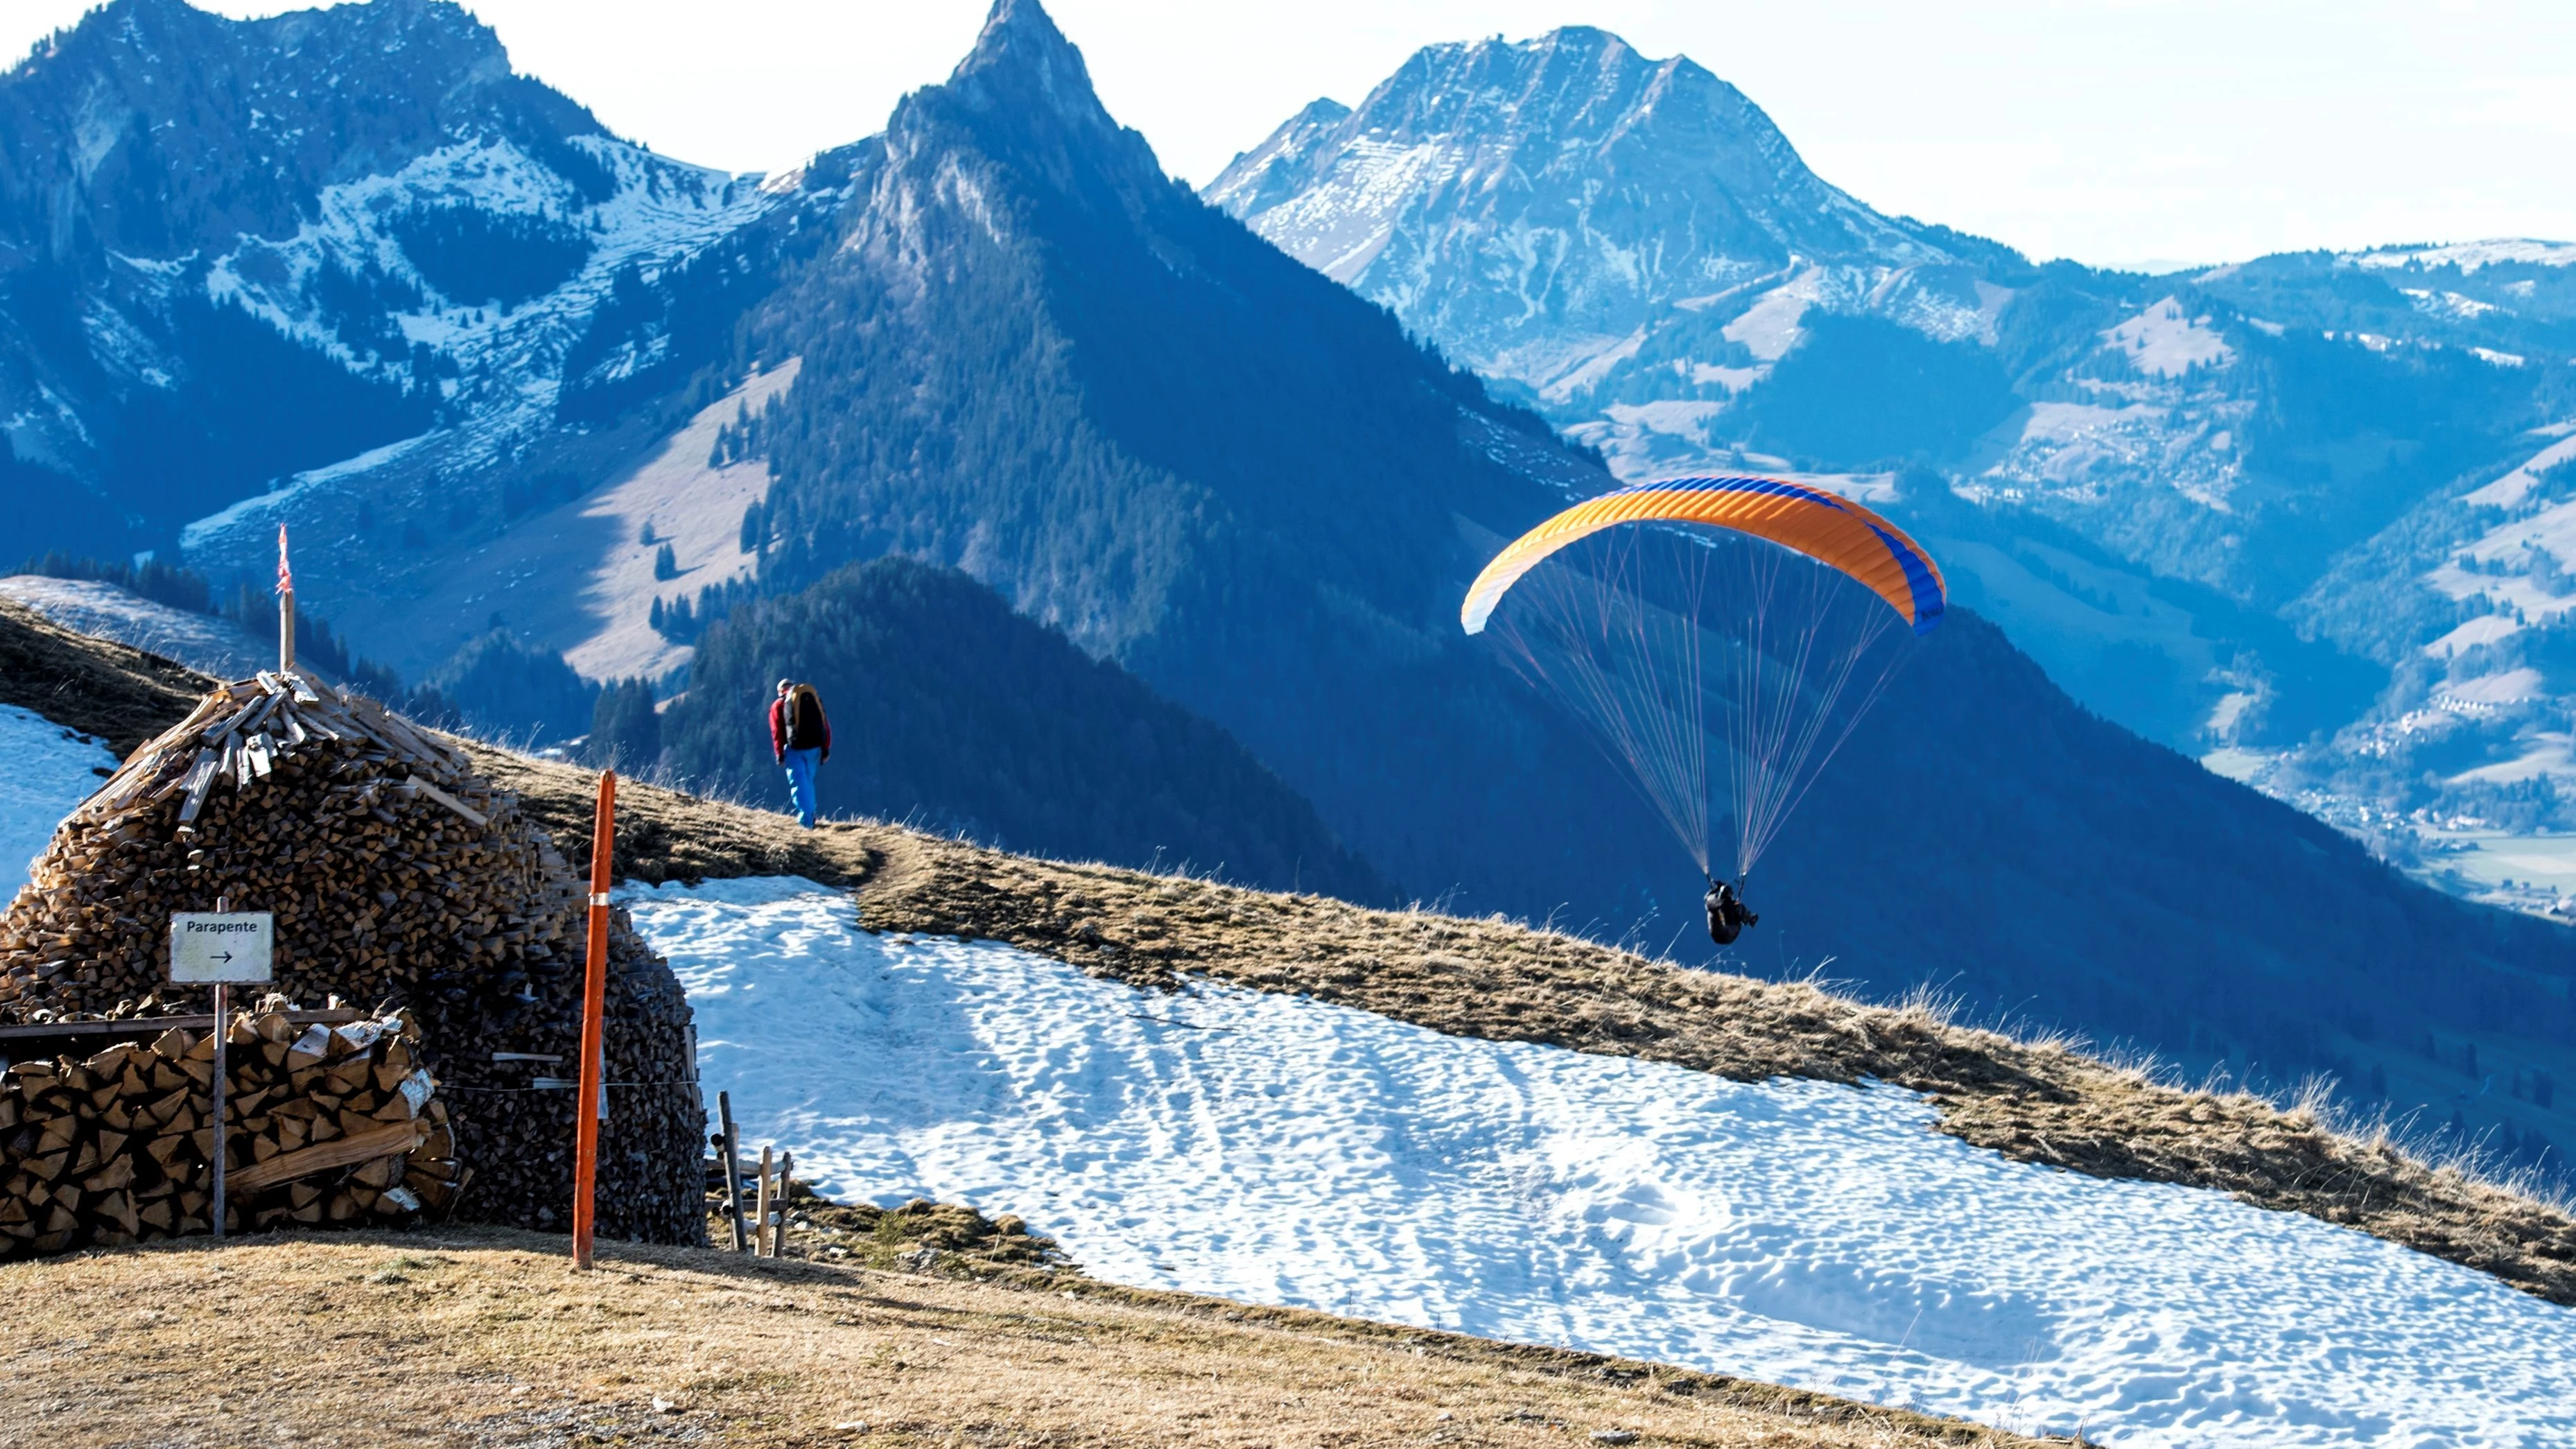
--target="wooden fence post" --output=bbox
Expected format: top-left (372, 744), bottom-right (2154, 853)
top-left (772, 1151), bottom-right (793, 1257)
top-left (717, 1091), bottom-right (749, 1253)
top-left (572, 771), bottom-right (616, 1268)
top-left (209, 893), bottom-right (233, 1241)
top-left (752, 1145), bottom-right (774, 1259)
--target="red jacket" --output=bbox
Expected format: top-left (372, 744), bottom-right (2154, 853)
top-left (770, 690), bottom-right (831, 761)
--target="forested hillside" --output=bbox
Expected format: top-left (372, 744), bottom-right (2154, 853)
top-left (659, 558), bottom-right (1384, 899)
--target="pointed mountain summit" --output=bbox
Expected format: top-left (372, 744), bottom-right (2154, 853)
top-left (746, 0), bottom-right (1614, 913)
top-left (1207, 27), bottom-right (1963, 401)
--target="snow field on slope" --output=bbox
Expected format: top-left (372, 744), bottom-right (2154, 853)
top-left (627, 876), bottom-right (2576, 1449)
top-left (0, 705), bottom-right (113, 885)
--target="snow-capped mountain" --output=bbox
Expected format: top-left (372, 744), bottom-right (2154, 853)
top-left (0, 0), bottom-right (796, 598)
top-left (1206, 30), bottom-right (2012, 455)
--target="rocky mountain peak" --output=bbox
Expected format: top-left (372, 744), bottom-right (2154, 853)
top-left (0, 0), bottom-right (590, 261)
top-left (943, 0), bottom-right (1117, 140)
top-left (878, 0), bottom-right (1172, 229)
top-left (1206, 24), bottom-right (1963, 422)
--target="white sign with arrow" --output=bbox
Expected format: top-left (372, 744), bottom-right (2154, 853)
top-left (169, 912), bottom-right (275, 984)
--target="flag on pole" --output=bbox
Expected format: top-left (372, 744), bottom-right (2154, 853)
top-left (276, 525), bottom-right (293, 595)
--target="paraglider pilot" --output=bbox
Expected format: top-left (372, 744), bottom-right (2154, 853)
top-left (1707, 878), bottom-right (1758, 946)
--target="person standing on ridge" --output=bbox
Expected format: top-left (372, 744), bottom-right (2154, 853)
top-left (770, 678), bottom-right (831, 828)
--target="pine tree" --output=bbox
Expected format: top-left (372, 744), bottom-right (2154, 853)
top-left (653, 542), bottom-right (679, 580)
top-left (588, 679), bottom-right (661, 772)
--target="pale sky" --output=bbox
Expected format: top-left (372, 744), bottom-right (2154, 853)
top-left (10, 0), bottom-right (2575, 268)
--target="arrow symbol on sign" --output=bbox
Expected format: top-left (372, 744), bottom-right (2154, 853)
top-left (211, 951), bottom-right (234, 964)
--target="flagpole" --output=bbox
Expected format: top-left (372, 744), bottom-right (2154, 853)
top-left (276, 526), bottom-right (295, 674)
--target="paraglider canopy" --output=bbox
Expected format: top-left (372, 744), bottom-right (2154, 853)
top-left (1463, 476), bottom-right (1946, 637)
top-left (1464, 475), bottom-right (1945, 885)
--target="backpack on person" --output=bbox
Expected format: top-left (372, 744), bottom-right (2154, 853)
top-left (785, 684), bottom-right (828, 750)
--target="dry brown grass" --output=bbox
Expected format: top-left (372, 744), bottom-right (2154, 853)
top-left (0, 1227), bottom-right (2064, 1448)
top-left (0, 598), bottom-right (205, 757)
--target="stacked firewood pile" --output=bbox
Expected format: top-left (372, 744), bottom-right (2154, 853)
top-left (0, 670), bottom-right (704, 1246)
top-left (0, 1005), bottom-right (458, 1254)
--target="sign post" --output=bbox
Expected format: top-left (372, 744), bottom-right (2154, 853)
top-left (172, 901), bottom-right (272, 1240)
top-left (572, 771), bottom-right (616, 1268)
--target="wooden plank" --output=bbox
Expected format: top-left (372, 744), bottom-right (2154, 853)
top-left (719, 1091), bottom-right (749, 1253)
top-left (401, 779), bottom-right (488, 828)
top-left (0, 1009), bottom-right (358, 1044)
top-left (227, 1118), bottom-right (424, 1195)
top-left (176, 754), bottom-right (221, 824)
top-left (752, 1145), bottom-right (774, 1258)
top-left (772, 1150), bottom-right (793, 1257)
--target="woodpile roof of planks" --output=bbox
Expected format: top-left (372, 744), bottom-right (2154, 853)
top-left (0, 670), bottom-right (705, 1250)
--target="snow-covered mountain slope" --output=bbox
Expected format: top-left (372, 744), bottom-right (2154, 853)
top-left (320, 357), bottom-right (800, 681)
top-left (1206, 28), bottom-right (1968, 411)
top-left (631, 876), bottom-right (2576, 1449)
top-left (172, 133), bottom-right (777, 561)
top-left (0, 704), bottom-right (112, 883)
top-left (0, 0), bottom-right (799, 638)
top-left (0, 575), bottom-right (287, 682)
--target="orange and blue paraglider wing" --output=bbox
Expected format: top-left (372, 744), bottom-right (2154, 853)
top-left (1461, 476), bottom-right (1947, 635)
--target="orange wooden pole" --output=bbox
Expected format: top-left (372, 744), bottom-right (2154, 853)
top-left (572, 770), bottom-right (616, 1267)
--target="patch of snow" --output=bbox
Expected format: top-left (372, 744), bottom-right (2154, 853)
top-left (1722, 270), bottom-right (1822, 362)
top-left (2401, 287), bottom-right (2505, 321)
top-left (0, 576), bottom-right (281, 682)
top-left (2473, 347), bottom-right (2529, 369)
top-left (1236, 136), bottom-right (1463, 284)
top-left (367, 359), bottom-right (801, 683)
top-left (563, 358), bottom-right (801, 681)
top-left (178, 432), bottom-right (437, 553)
top-left (629, 877), bottom-right (2576, 1449)
top-left (2464, 431), bottom-right (2576, 510)
top-left (1689, 363), bottom-right (1763, 392)
top-left (2451, 736), bottom-right (2576, 788)
top-left (1538, 326), bottom-right (1645, 404)
top-left (2102, 297), bottom-right (2233, 378)
top-left (2423, 614), bottom-right (2524, 659)
top-left (0, 704), bottom-right (113, 890)
top-left (1572, 400), bottom-right (1737, 481)
top-left (2351, 239), bottom-right (2576, 274)
top-left (2437, 668), bottom-right (2544, 709)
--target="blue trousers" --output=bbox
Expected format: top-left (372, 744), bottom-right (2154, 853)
top-left (781, 747), bottom-right (821, 827)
